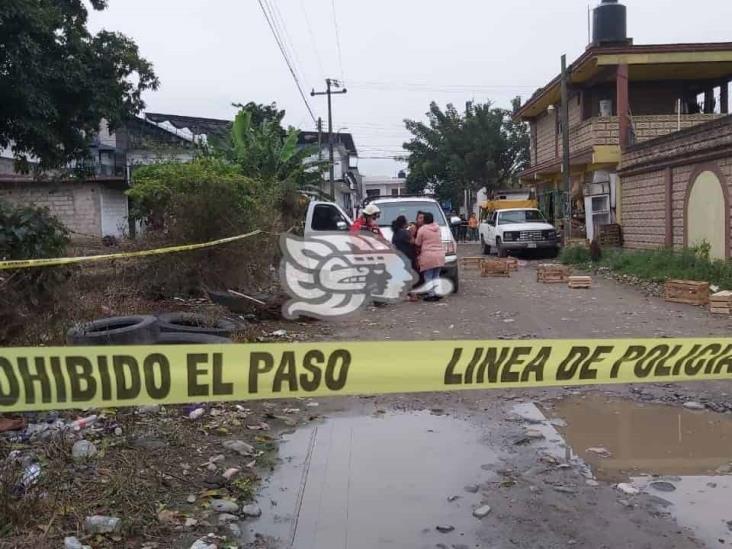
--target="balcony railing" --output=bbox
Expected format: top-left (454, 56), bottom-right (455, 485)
top-left (534, 113), bottom-right (724, 166)
top-left (571, 113), bottom-right (723, 151)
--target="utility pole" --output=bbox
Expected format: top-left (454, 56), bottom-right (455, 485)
top-left (311, 79), bottom-right (347, 201)
top-left (560, 54), bottom-right (571, 243)
top-left (317, 117), bottom-right (323, 161)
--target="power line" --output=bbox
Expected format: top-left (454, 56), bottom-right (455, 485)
top-left (267, 0), bottom-right (309, 89)
top-left (257, 0), bottom-right (317, 124)
top-left (331, 0), bottom-right (345, 82)
top-left (347, 80), bottom-right (537, 93)
top-left (300, 0), bottom-right (325, 79)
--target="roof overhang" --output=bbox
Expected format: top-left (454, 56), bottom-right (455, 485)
top-left (516, 43), bottom-right (732, 120)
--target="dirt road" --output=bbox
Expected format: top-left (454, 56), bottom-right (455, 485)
top-left (245, 244), bottom-right (732, 549)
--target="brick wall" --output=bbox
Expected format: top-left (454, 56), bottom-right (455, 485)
top-left (534, 110), bottom-right (556, 165)
top-left (634, 114), bottom-right (722, 143)
top-left (619, 115), bottom-right (732, 254)
top-left (530, 111), bottom-right (721, 170)
top-left (533, 94), bottom-right (582, 165)
top-left (620, 169), bottom-right (667, 249)
top-left (0, 182), bottom-right (103, 236)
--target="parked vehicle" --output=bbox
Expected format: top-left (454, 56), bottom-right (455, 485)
top-left (303, 198), bottom-right (459, 293)
top-left (479, 208), bottom-right (560, 258)
top-left (368, 196), bottom-right (459, 293)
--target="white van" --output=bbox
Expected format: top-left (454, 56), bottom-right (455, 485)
top-left (303, 198), bottom-right (459, 293)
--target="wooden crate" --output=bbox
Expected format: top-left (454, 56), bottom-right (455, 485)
top-left (481, 259), bottom-right (510, 277)
top-left (568, 275), bottom-right (592, 289)
top-left (709, 290), bottom-right (732, 314)
top-left (537, 264), bottom-right (571, 284)
top-left (503, 257), bottom-right (519, 271)
top-left (459, 256), bottom-right (484, 270)
top-left (664, 280), bottom-right (710, 305)
top-left (598, 224), bottom-right (623, 247)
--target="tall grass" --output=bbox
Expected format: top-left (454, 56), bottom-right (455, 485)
top-left (560, 245), bottom-right (732, 289)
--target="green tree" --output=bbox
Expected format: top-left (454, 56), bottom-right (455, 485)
top-left (216, 107), bottom-right (325, 193)
top-left (403, 98), bottom-right (529, 205)
top-left (231, 101), bottom-right (286, 131)
top-left (0, 0), bottom-right (158, 171)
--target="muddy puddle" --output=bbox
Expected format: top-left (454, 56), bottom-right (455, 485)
top-left (244, 411), bottom-right (498, 549)
top-left (545, 394), bottom-right (732, 479)
top-left (542, 394), bottom-right (732, 547)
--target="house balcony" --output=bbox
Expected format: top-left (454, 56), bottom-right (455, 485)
top-left (525, 113), bottom-right (724, 180)
top-left (570, 113), bottom-right (724, 152)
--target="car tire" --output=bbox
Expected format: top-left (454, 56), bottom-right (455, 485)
top-left (67, 315), bottom-right (159, 346)
top-left (450, 274), bottom-right (459, 294)
top-left (481, 236), bottom-right (490, 255)
top-left (157, 312), bottom-right (237, 336)
top-left (546, 247), bottom-right (560, 259)
top-left (157, 332), bottom-right (232, 345)
top-left (496, 238), bottom-right (507, 258)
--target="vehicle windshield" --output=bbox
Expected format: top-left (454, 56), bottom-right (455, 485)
top-left (375, 201), bottom-right (447, 227)
top-left (498, 210), bottom-right (546, 225)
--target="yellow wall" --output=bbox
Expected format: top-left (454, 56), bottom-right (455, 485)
top-left (687, 171), bottom-right (726, 259)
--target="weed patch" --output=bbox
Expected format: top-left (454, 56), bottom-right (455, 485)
top-left (561, 245), bottom-right (732, 288)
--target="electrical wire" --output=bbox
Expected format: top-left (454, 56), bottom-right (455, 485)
top-left (267, 0), bottom-right (309, 89)
top-left (300, 0), bottom-right (325, 79)
top-left (331, 0), bottom-right (345, 82)
top-left (347, 80), bottom-right (537, 94)
top-left (257, 0), bottom-right (317, 124)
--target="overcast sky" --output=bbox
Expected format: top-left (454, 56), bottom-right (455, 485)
top-left (88, 0), bottom-right (731, 177)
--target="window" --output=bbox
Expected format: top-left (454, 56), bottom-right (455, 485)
top-left (376, 202), bottom-right (448, 227)
top-left (311, 204), bottom-right (349, 231)
top-left (497, 210), bottom-right (546, 225)
top-left (391, 188), bottom-right (399, 196)
top-left (366, 189), bottom-right (380, 198)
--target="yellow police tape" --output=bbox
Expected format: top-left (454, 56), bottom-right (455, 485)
top-left (0, 230), bottom-right (263, 270)
top-left (1, 338), bottom-right (731, 412)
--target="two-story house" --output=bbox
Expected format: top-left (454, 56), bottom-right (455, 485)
top-left (296, 131), bottom-right (362, 217)
top-left (362, 175), bottom-right (407, 200)
top-left (517, 0), bottom-right (732, 244)
top-left (0, 116), bottom-right (196, 240)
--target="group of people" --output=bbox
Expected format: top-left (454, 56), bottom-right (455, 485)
top-left (349, 204), bottom-right (446, 302)
top-left (449, 212), bottom-right (479, 242)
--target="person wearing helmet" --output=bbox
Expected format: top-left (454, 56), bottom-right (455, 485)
top-left (350, 203), bottom-right (384, 238)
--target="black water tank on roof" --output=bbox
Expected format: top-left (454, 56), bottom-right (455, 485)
top-left (592, 0), bottom-right (628, 46)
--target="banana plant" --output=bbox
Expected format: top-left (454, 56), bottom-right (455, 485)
top-left (219, 108), bottom-right (327, 190)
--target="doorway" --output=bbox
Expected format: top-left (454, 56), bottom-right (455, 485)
top-left (686, 169), bottom-right (728, 259)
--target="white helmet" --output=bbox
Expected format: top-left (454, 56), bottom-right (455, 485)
top-left (362, 204), bottom-right (381, 216)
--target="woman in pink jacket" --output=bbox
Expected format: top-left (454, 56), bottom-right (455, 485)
top-left (414, 212), bottom-right (446, 301)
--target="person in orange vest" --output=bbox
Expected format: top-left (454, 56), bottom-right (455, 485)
top-left (467, 213), bottom-right (479, 241)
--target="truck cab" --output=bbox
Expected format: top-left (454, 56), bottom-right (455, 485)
top-left (479, 208), bottom-right (560, 258)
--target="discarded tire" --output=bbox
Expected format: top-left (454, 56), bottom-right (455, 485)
top-left (156, 332), bottom-right (232, 345)
top-left (67, 315), bottom-right (159, 346)
top-left (157, 312), bottom-right (236, 337)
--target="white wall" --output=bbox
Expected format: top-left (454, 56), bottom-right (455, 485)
top-left (363, 178), bottom-right (406, 197)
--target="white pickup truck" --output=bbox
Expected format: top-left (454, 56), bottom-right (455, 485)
top-left (479, 208), bottom-right (560, 258)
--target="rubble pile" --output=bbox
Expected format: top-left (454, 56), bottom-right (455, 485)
top-left (0, 400), bottom-right (318, 547)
